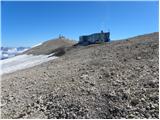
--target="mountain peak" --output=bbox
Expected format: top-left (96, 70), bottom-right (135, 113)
top-left (24, 38), bottom-right (76, 55)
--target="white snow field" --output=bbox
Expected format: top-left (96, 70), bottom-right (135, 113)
top-left (0, 54), bottom-right (57, 75)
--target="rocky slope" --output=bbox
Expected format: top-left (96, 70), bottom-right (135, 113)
top-left (1, 32), bottom-right (159, 119)
top-left (24, 37), bottom-right (76, 55)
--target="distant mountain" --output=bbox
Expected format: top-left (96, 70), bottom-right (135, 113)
top-left (0, 47), bottom-right (29, 60)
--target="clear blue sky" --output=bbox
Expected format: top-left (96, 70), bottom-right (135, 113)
top-left (1, 1), bottom-right (159, 47)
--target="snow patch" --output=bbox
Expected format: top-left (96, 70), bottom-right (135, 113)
top-left (32, 43), bottom-right (42, 48)
top-left (0, 54), bottom-right (57, 75)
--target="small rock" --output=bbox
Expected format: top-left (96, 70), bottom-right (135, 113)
top-left (136, 56), bottom-right (141, 60)
top-left (130, 99), bottom-right (139, 106)
top-left (141, 98), bottom-right (145, 102)
top-left (84, 81), bottom-right (89, 85)
top-left (90, 83), bottom-right (95, 86)
top-left (148, 81), bottom-right (156, 88)
top-left (126, 104), bottom-right (132, 109)
top-left (128, 114), bottom-right (135, 118)
top-left (112, 81), bottom-right (118, 86)
top-left (143, 113), bottom-right (150, 118)
top-left (22, 77), bottom-right (26, 80)
top-left (110, 72), bottom-right (114, 76)
top-left (99, 75), bottom-right (103, 79)
top-left (123, 58), bottom-right (127, 62)
top-left (150, 103), bottom-right (156, 109)
top-left (71, 78), bottom-right (75, 82)
top-left (146, 105), bottom-right (150, 110)
top-left (80, 74), bottom-right (89, 80)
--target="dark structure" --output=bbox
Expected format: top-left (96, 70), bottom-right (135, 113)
top-left (78, 31), bottom-right (110, 46)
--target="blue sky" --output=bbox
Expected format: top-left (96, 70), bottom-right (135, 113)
top-left (1, 1), bottom-right (159, 47)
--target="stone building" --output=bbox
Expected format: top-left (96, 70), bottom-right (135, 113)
top-left (78, 31), bottom-right (110, 45)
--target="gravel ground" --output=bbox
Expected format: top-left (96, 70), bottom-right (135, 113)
top-left (1, 32), bottom-right (159, 119)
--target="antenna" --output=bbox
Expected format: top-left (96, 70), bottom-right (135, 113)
top-left (101, 21), bottom-right (105, 32)
top-left (101, 20), bottom-right (108, 32)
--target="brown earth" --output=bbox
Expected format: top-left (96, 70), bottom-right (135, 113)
top-left (1, 32), bottom-right (159, 119)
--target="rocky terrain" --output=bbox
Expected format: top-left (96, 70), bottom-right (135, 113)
top-left (24, 37), bottom-right (76, 55)
top-left (1, 32), bottom-right (159, 119)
